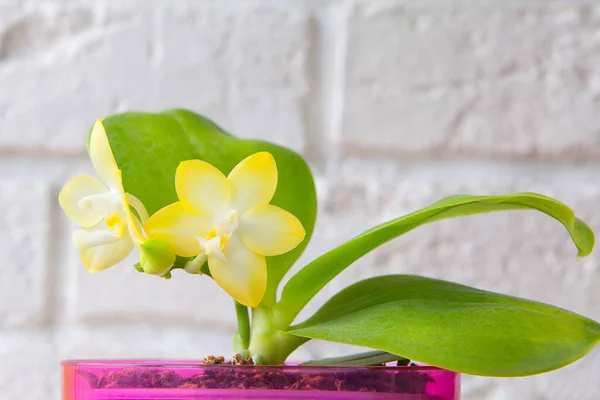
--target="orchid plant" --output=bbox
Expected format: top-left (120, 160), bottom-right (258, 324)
top-left (59, 110), bottom-right (600, 377)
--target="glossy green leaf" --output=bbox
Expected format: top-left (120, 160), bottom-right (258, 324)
top-left (289, 275), bottom-right (600, 376)
top-left (94, 109), bottom-right (317, 304)
top-left (275, 193), bottom-right (594, 326)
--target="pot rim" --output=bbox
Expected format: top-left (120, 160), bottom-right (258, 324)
top-left (61, 359), bottom-right (453, 372)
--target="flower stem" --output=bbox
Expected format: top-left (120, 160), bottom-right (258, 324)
top-left (234, 301), bottom-right (250, 351)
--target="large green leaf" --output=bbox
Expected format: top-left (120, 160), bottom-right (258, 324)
top-left (275, 193), bottom-right (594, 326)
top-left (95, 109), bottom-right (317, 304)
top-left (288, 275), bottom-right (600, 376)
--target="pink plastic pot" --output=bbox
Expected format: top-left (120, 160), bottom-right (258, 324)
top-left (62, 360), bottom-right (460, 399)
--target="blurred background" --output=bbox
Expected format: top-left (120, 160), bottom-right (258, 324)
top-left (1, 0), bottom-right (599, 399)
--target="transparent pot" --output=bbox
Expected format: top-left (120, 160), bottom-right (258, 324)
top-left (62, 360), bottom-right (460, 399)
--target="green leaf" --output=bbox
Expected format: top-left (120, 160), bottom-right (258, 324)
top-left (300, 350), bottom-right (409, 367)
top-left (96, 109), bottom-right (317, 304)
top-left (275, 193), bottom-right (594, 326)
top-left (289, 275), bottom-right (600, 377)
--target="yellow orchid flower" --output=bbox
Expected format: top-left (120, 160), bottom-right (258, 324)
top-left (58, 119), bottom-right (151, 273)
top-left (144, 152), bottom-right (306, 307)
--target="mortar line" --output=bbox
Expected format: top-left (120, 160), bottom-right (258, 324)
top-left (43, 185), bottom-right (65, 330)
top-left (0, 148), bottom-right (88, 159)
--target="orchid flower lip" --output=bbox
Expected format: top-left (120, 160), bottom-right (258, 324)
top-left (197, 235), bottom-right (228, 261)
top-left (213, 208), bottom-right (240, 237)
top-left (227, 210), bottom-right (238, 222)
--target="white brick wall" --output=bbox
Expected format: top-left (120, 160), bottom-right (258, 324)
top-left (1, 0), bottom-right (599, 399)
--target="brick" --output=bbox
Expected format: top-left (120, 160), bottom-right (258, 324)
top-left (0, 179), bottom-right (51, 326)
top-left (0, 3), bottom-right (155, 152)
top-left (342, 3), bottom-right (600, 161)
top-left (0, 332), bottom-right (57, 400)
top-left (70, 248), bottom-right (237, 328)
top-left (152, 5), bottom-right (232, 126)
top-left (56, 326), bottom-right (315, 361)
top-left (226, 5), bottom-right (310, 152)
top-left (158, 4), bottom-right (310, 152)
top-left (293, 161), bottom-right (600, 323)
top-left (57, 327), bottom-right (233, 360)
top-left (0, 3), bottom-right (310, 153)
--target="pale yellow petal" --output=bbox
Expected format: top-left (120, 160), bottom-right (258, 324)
top-left (127, 194), bottom-right (149, 223)
top-left (123, 195), bottom-right (145, 247)
top-left (238, 205), bottom-right (305, 256)
top-left (228, 152), bottom-right (277, 214)
top-left (73, 222), bottom-right (121, 249)
top-left (208, 235), bottom-right (267, 307)
top-left (89, 119), bottom-right (124, 196)
top-left (58, 175), bottom-right (108, 227)
top-left (74, 224), bottom-right (134, 273)
top-left (176, 160), bottom-right (231, 216)
top-left (144, 201), bottom-right (213, 257)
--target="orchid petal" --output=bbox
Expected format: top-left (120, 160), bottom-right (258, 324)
top-left (176, 160), bottom-right (231, 216)
top-left (238, 205), bottom-right (305, 256)
top-left (228, 152), bottom-right (277, 214)
top-left (144, 201), bottom-right (213, 257)
top-left (123, 195), bottom-right (146, 247)
top-left (89, 119), bottom-right (124, 196)
top-left (73, 223), bottom-right (121, 249)
top-left (73, 222), bottom-right (134, 273)
top-left (208, 235), bottom-right (267, 307)
top-left (58, 175), bottom-right (108, 227)
top-left (127, 193), bottom-right (149, 223)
